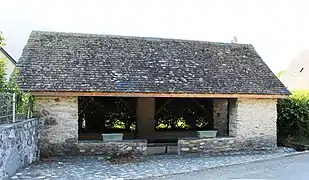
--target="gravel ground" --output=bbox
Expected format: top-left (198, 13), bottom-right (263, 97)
top-left (10, 147), bottom-right (297, 180)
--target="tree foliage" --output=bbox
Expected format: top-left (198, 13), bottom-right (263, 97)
top-left (0, 58), bottom-right (34, 117)
top-left (9, 69), bottom-right (35, 116)
top-left (0, 60), bottom-right (7, 90)
top-left (0, 31), bottom-right (5, 47)
top-left (277, 90), bottom-right (309, 138)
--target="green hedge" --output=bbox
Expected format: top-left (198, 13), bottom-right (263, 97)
top-left (277, 90), bottom-right (309, 138)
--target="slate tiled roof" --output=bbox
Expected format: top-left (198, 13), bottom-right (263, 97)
top-left (17, 31), bottom-right (289, 95)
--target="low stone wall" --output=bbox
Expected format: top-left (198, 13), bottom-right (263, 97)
top-left (0, 119), bottom-right (40, 179)
top-left (40, 139), bottom-right (147, 159)
top-left (178, 137), bottom-right (277, 155)
top-left (78, 140), bottom-right (147, 160)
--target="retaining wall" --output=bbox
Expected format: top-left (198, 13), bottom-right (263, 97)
top-left (0, 119), bottom-right (40, 179)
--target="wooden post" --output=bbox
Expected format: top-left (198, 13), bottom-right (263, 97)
top-left (136, 97), bottom-right (156, 140)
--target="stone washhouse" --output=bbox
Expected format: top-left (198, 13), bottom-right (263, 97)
top-left (17, 31), bottom-right (290, 157)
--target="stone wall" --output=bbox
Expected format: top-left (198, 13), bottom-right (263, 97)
top-left (34, 96), bottom-right (78, 156)
top-left (229, 98), bottom-right (277, 149)
top-left (178, 136), bottom-right (275, 155)
top-left (0, 119), bottom-right (40, 179)
top-left (213, 99), bottom-right (228, 136)
top-left (179, 137), bottom-right (236, 154)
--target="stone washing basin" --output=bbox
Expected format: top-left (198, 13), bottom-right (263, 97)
top-left (101, 133), bottom-right (124, 141)
top-left (197, 130), bottom-right (218, 138)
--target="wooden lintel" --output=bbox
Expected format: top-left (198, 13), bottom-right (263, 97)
top-left (30, 91), bottom-right (289, 99)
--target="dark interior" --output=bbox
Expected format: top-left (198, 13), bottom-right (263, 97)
top-left (78, 97), bottom-right (214, 142)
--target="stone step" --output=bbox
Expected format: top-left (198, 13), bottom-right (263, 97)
top-left (147, 145), bottom-right (178, 155)
top-left (147, 142), bottom-right (177, 147)
top-left (147, 146), bottom-right (166, 155)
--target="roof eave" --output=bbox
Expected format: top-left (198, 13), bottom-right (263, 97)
top-left (0, 47), bottom-right (17, 65)
top-left (28, 91), bottom-right (290, 99)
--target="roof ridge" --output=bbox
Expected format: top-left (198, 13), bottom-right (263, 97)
top-left (30, 30), bottom-right (252, 46)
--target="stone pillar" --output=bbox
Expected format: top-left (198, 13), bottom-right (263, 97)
top-left (213, 99), bottom-right (228, 136)
top-left (34, 96), bottom-right (78, 156)
top-left (136, 97), bottom-right (156, 140)
top-left (228, 98), bottom-right (277, 149)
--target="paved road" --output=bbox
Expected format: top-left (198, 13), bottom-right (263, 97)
top-left (154, 153), bottom-right (309, 180)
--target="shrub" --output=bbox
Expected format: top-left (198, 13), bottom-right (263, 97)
top-left (7, 69), bottom-right (35, 116)
top-left (277, 90), bottom-right (309, 138)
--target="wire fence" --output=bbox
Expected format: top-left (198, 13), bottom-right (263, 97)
top-left (0, 93), bottom-right (13, 124)
top-left (0, 92), bottom-right (31, 124)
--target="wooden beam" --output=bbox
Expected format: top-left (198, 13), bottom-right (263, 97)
top-left (118, 98), bottom-right (135, 115)
top-left (191, 99), bottom-right (209, 116)
top-left (30, 91), bottom-right (289, 99)
top-left (155, 99), bottom-right (173, 116)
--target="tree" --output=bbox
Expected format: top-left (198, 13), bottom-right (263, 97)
top-left (0, 59), bottom-right (34, 117)
top-left (0, 31), bottom-right (5, 47)
top-left (0, 31), bottom-right (8, 90)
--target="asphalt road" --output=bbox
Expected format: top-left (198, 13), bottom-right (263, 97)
top-left (153, 152), bottom-right (309, 180)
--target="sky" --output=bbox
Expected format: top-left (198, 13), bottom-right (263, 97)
top-left (1, 0), bottom-right (309, 73)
